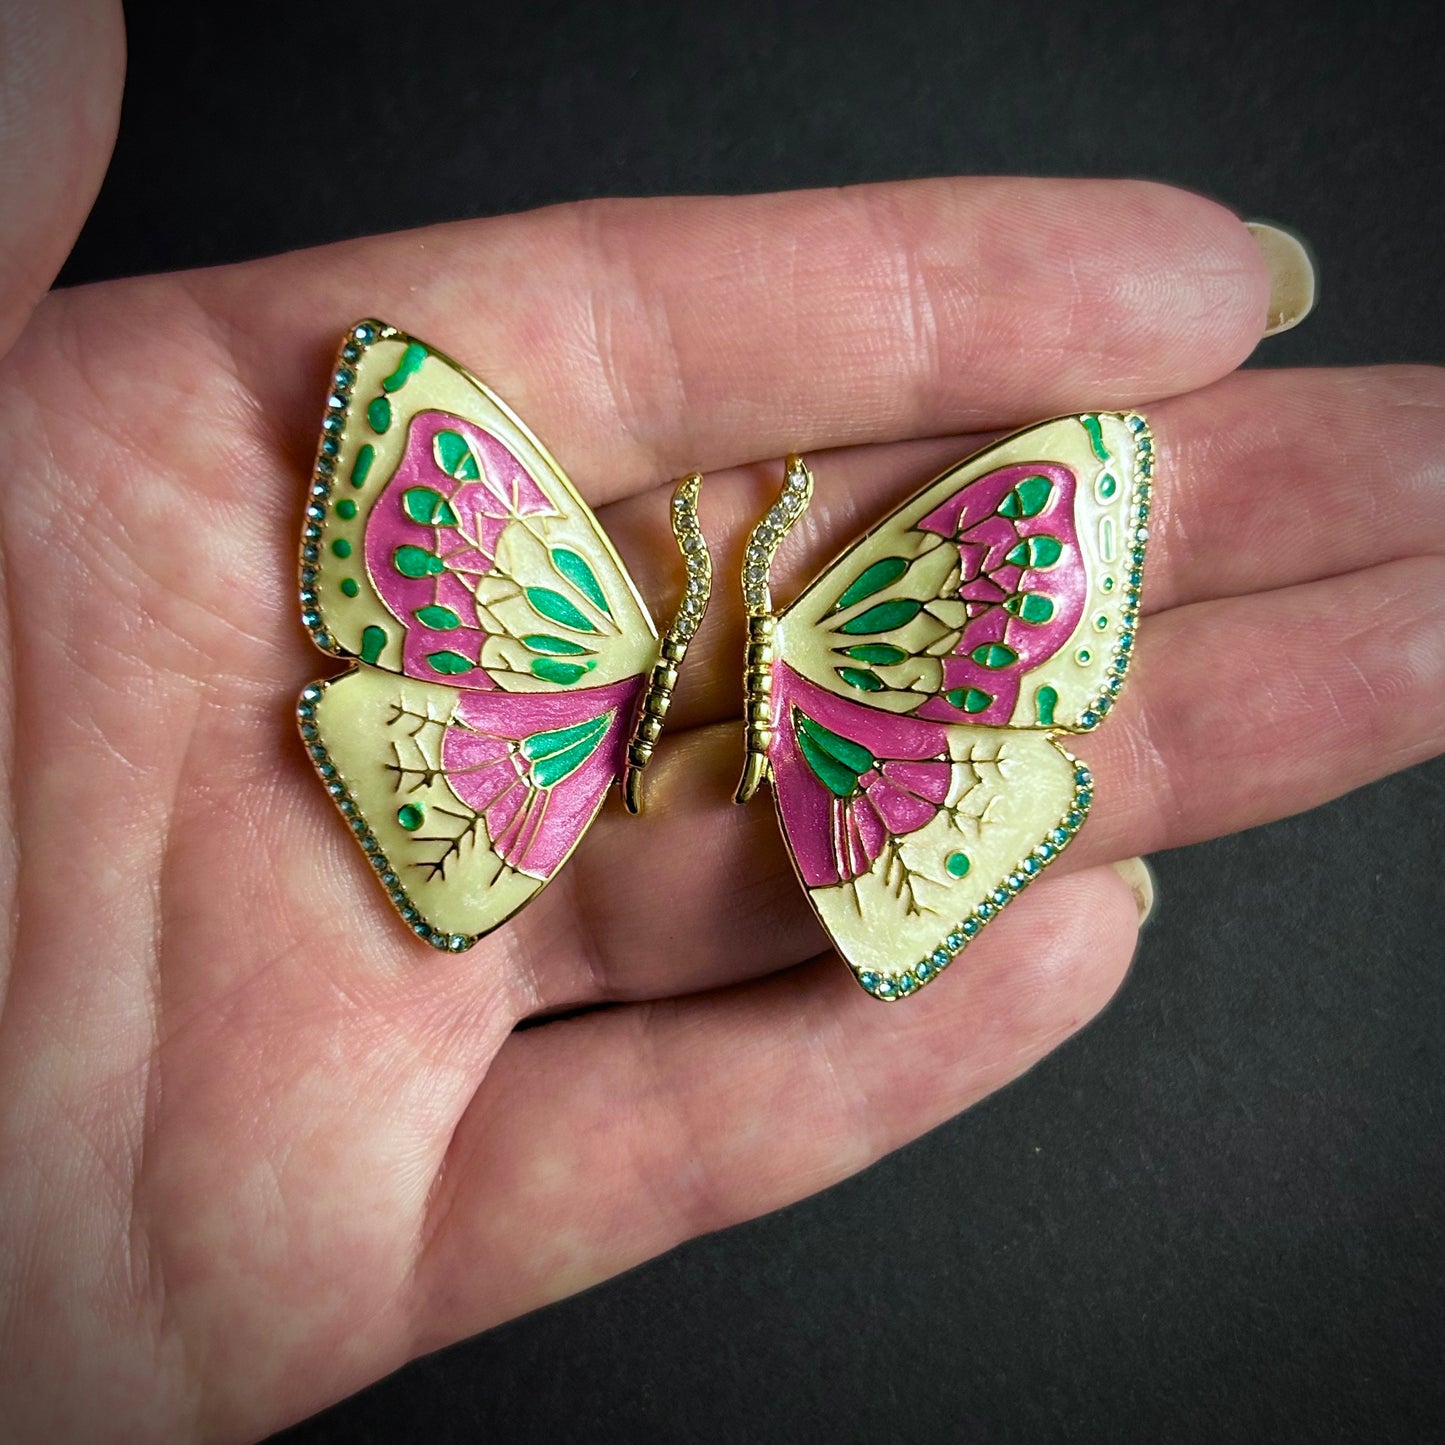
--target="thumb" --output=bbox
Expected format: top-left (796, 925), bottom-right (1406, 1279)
top-left (0, 0), bottom-right (125, 358)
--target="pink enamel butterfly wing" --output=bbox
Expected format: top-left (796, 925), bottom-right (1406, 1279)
top-left (736, 414), bottom-right (1154, 999)
top-left (297, 321), bottom-right (709, 951)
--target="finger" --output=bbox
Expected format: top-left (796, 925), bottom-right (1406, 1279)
top-left (1068, 554), bottom-right (1445, 863)
top-left (515, 553), bottom-right (1445, 1012)
top-left (598, 365), bottom-right (1445, 730)
top-left (0, 0), bottom-right (125, 355)
top-left (1137, 365), bottom-right (1445, 613)
top-left (411, 863), bottom-right (1139, 1345)
top-left (187, 177), bottom-right (1271, 496)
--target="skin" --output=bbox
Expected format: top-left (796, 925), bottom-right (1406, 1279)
top-left (1, 5), bottom-right (1443, 1442)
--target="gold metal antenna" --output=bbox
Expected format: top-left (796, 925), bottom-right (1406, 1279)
top-left (734, 455), bottom-right (815, 804)
top-left (622, 473), bottom-right (711, 814)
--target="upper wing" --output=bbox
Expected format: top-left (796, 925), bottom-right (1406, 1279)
top-left (774, 413), bottom-right (1153, 732)
top-left (300, 320), bottom-right (656, 691)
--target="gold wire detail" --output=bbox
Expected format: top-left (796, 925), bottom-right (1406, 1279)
top-left (623, 473), bottom-right (711, 815)
top-left (735, 455), bottom-right (814, 803)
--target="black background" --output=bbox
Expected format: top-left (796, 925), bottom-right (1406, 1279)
top-left (61, 1), bottom-right (1445, 1440)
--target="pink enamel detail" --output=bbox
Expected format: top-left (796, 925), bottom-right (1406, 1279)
top-left (771, 664), bottom-right (951, 888)
top-left (914, 462), bottom-right (1084, 724)
top-left (364, 411), bottom-right (553, 684)
top-left (440, 675), bottom-right (644, 879)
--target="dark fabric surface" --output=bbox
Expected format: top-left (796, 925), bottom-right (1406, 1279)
top-left (62, 0), bottom-right (1444, 1439)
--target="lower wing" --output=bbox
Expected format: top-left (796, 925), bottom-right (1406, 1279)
top-left (768, 663), bottom-right (1091, 999)
top-left (300, 668), bottom-right (643, 948)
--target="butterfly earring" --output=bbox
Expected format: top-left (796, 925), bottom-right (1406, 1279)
top-left (734, 413), bottom-right (1153, 999)
top-left (296, 320), bottom-right (711, 951)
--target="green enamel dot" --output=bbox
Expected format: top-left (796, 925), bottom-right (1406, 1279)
top-left (1102, 576), bottom-right (1116, 592)
top-left (350, 443), bottom-right (375, 488)
top-left (340, 577), bottom-right (359, 598)
top-left (1035, 684), bottom-right (1058, 725)
top-left (1094, 613), bottom-right (1109, 631)
top-left (946, 851), bottom-right (971, 878)
top-left (331, 538), bottom-right (352, 559)
top-left (1096, 471), bottom-right (1118, 500)
top-left (396, 803), bottom-right (425, 831)
top-left (1076, 648), bottom-right (1092, 665)
top-left (367, 396), bottom-right (392, 433)
top-left (335, 499), bottom-right (357, 520)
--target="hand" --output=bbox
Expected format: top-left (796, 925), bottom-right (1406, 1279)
top-left (3, 7), bottom-right (1442, 1442)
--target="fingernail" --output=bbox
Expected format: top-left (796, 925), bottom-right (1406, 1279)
top-left (1246, 221), bottom-right (1316, 336)
top-left (1111, 856), bottom-right (1156, 927)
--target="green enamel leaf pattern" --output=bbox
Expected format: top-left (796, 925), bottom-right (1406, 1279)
top-left (842, 643), bottom-right (908, 665)
top-left (832, 556), bottom-right (909, 613)
top-left (403, 487), bottom-right (460, 526)
top-left (433, 429), bottom-right (482, 481)
top-left (382, 342), bottom-right (427, 394)
top-left (794, 711), bottom-right (877, 798)
top-left (945, 686), bottom-right (994, 713)
top-left (549, 548), bottom-right (611, 616)
top-left (838, 598), bottom-right (922, 636)
top-left (521, 714), bottom-right (609, 761)
top-left (393, 545), bottom-right (446, 578)
top-left (1005, 534), bottom-right (1063, 569)
top-left (425, 650), bottom-right (474, 675)
top-left (415, 605), bottom-right (462, 630)
top-left (970, 642), bottom-right (1018, 669)
top-left (521, 712), bottom-right (612, 787)
top-left (525, 587), bottom-right (598, 633)
top-left (350, 444), bottom-right (375, 487)
top-left (997, 474), bottom-right (1052, 519)
top-left (360, 625), bottom-right (387, 664)
top-left (530, 658), bottom-right (595, 686)
top-left (797, 735), bottom-right (857, 797)
top-left (1081, 414), bottom-right (1110, 461)
top-left (837, 667), bottom-right (886, 692)
top-left (522, 634), bottom-right (592, 656)
top-left (1004, 592), bottom-right (1055, 624)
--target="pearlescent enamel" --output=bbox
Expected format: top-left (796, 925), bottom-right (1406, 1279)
top-left (297, 321), bottom-right (664, 948)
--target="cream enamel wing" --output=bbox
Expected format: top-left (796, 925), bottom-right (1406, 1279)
top-left (735, 413), bottom-right (1154, 1000)
top-left (297, 321), bottom-right (711, 950)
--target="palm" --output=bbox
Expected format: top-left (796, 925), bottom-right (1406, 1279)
top-left (3, 16), bottom-right (1444, 1445)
